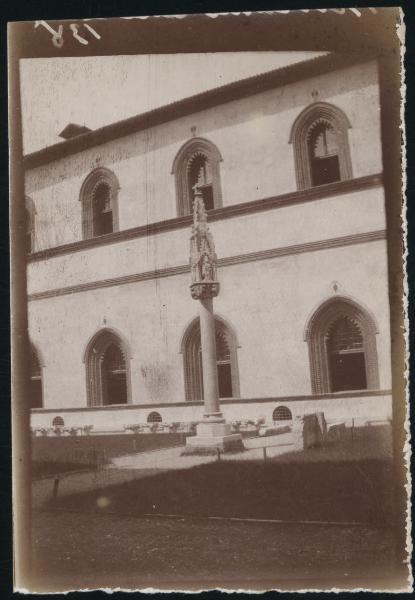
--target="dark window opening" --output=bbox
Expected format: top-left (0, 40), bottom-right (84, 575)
top-left (52, 416), bottom-right (65, 428)
top-left (188, 154), bottom-right (214, 210)
top-left (147, 412), bottom-right (162, 423)
top-left (102, 344), bottom-right (127, 405)
top-left (273, 406), bottom-right (292, 421)
top-left (93, 183), bottom-right (113, 236)
top-left (217, 363), bottom-right (232, 398)
top-left (197, 329), bottom-right (233, 398)
top-left (200, 184), bottom-right (214, 210)
top-left (326, 316), bottom-right (367, 392)
top-left (30, 348), bottom-right (42, 408)
top-left (308, 122), bottom-right (341, 186)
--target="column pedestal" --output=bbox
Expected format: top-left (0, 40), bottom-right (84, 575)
top-left (183, 420), bottom-right (244, 455)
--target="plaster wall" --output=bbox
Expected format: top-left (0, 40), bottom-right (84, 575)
top-left (25, 60), bottom-right (382, 251)
top-left (28, 238), bottom-right (391, 410)
top-left (27, 185), bottom-right (386, 296)
top-left (30, 393), bottom-right (392, 432)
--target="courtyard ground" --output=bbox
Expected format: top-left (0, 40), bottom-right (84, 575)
top-left (29, 425), bottom-right (405, 592)
top-left (31, 510), bottom-right (398, 592)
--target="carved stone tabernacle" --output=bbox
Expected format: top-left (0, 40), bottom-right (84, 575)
top-left (189, 185), bottom-right (220, 300)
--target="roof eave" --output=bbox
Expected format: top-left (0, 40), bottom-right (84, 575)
top-left (23, 51), bottom-right (377, 170)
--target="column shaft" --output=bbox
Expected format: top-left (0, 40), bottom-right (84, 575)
top-left (199, 297), bottom-right (221, 418)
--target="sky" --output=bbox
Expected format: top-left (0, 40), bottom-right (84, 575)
top-left (20, 52), bottom-right (325, 155)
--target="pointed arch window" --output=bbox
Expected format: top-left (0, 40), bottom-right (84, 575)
top-left (79, 168), bottom-right (120, 239)
top-left (30, 345), bottom-right (43, 408)
top-left (182, 317), bottom-right (239, 401)
top-left (289, 102), bottom-right (353, 190)
top-left (172, 138), bottom-right (223, 216)
top-left (305, 298), bottom-right (379, 394)
top-left (84, 329), bottom-right (130, 406)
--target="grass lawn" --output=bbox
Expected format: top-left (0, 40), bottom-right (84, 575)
top-left (47, 457), bottom-right (394, 525)
top-left (31, 432), bottom-right (191, 480)
top-left (32, 432), bottom-right (190, 467)
top-left (32, 461), bottom-right (97, 479)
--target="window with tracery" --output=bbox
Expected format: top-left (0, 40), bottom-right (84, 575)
top-left (85, 329), bottom-right (130, 406)
top-left (289, 102), bottom-right (353, 190)
top-left (172, 138), bottom-right (223, 216)
top-left (80, 168), bottom-right (120, 239)
top-left (305, 298), bottom-right (379, 394)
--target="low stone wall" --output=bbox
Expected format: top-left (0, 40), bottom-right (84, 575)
top-left (31, 392), bottom-right (392, 433)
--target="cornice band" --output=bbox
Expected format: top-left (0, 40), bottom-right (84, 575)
top-left (28, 229), bottom-right (387, 302)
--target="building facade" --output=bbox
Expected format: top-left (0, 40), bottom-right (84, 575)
top-left (25, 53), bottom-right (392, 432)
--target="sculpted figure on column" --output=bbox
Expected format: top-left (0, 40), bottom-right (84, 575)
top-left (189, 184), bottom-right (219, 299)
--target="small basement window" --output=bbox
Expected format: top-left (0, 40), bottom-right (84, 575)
top-left (147, 412), bottom-right (162, 423)
top-left (272, 406), bottom-right (292, 421)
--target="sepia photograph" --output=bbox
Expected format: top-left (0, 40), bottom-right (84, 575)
top-left (9, 7), bottom-right (410, 593)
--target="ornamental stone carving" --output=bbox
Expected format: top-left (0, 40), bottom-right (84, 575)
top-left (189, 185), bottom-right (219, 300)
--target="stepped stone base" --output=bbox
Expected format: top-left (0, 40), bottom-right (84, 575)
top-left (182, 421), bottom-right (244, 455)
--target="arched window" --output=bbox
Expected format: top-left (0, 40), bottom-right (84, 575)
top-left (272, 406), bottom-right (292, 421)
top-left (25, 197), bottom-right (36, 254)
top-left (289, 102), bottom-right (353, 190)
top-left (84, 329), bottom-right (130, 406)
top-left (30, 345), bottom-right (43, 408)
top-left (305, 297), bottom-right (379, 394)
top-left (52, 416), bottom-right (65, 428)
top-left (171, 137), bottom-right (223, 216)
top-left (182, 317), bottom-right (239, 401)
top-left (79, 168), bottom-right (120, 239)
top-left (147, 411), bottom-right (162, 423)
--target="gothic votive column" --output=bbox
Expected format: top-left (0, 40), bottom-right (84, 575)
top-left (184, 186), bottom-right (243, 454)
